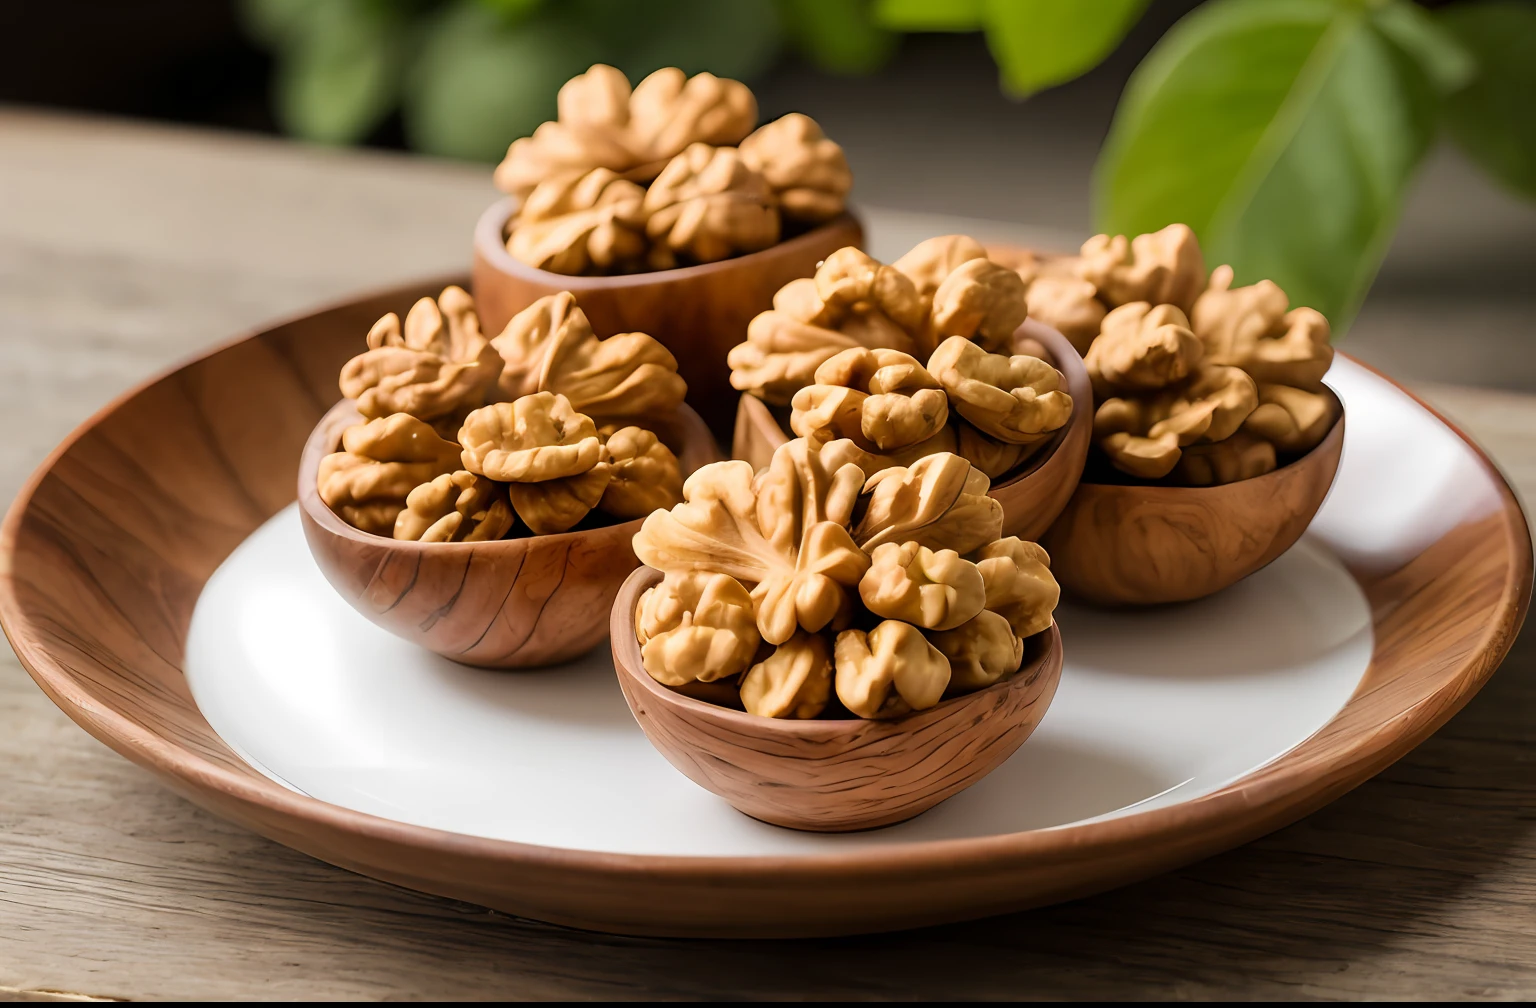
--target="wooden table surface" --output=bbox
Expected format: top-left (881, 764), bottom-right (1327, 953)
top-left (2, 108), bottom-right (1534, 1002)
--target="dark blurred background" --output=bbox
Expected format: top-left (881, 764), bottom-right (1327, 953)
top-left (1, 0), bottom-right (1531, 390)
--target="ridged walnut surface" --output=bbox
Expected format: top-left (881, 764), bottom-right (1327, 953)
top-left (0, 276), bottom-right (1527, 939)
top-left (611, 567), bottom-right (1062, 831)
top-left (300, 398), bottom-right (719, 668)
top-left (473, 198), bottom-right (862, 437)
top-left (1044, 390), bottom-right (1345, 606)
top-left (733, 318), bottom-right (1091, 542)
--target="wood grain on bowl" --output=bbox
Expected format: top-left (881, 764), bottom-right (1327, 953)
top-left (732, 319), bottom-right (1092, 542)
top-left (472, 198), bottom-right (863, 438)
top-left (0, 272), bottom-right (1527, 938)
top-left (1044, 392), bottom-right (1345, 606)
top-left (610, 567), bottom-right (1061, 832)
top-left (297, 400), bottom-right (719, 668)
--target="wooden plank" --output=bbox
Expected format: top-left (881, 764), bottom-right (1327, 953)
top-left (0, 108), bottom-right (1534, 1000)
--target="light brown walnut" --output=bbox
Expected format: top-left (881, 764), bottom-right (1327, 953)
top-left (318, 414), bottom-right (462, 535)
top-left (505, 168), bottom-right (648, 275)
top-left (795, 347), bottom-right (948, 452)
top-left (636, 570), bottom-right (760, 686)
top-left (642, 143), bottom-right (779, 269)
top-left (739, 631), bottom-right (832, 719)
top-left (815, 246), bottom-right (927, 339)
top-left (507, 464), bottom-right (613, 535)
top-left (599, 426), bottom-right (683, 518)
top-left (891, 234), bottom-right (988, 301)
top-left (853, 452), bottom-right (1002, 556)
top-left (789, 384), bottom-right (871, 449)
top-left (1085, 302), bottom-right (1203, 396)
top-left (339, 286), bottom-right (503, 422)
top-left (493, 64), bottom-right (755, 198)
top-left (834, 621), bottom-right (951, 719)
top-left (972, 537), bottom-right (1058, 638)
top-left (633, 438), bottom-right (870, 645)
top-left (926, 257), bottom-right (1030, 354)
top-left (1242, 382), bottom-right (1338, 453)
top-left (1077, 223), bottom-right (1206, 312)
top-left (927, 609), bottom-right (1023, 695)
top-left (624, 67), bottom-right (758, 167)
top-left (954, 420), bottom-right (1033, 481)
top-left (1173, 431), bottom-right (1277, 486)
top-left (927, 336), bottom-right (1073, 445)
top-left (1093, 364), bottom-right (1258, 479)
top-left (491, 292), bottom-right (686, 422)
top-left (727, 249), bottom-right (925, 403)
top-left (1192, 265), bottom-right (1334, 388)
top-left (393, 470), bottom-right (514, 543)
top-left (859, 541), bottom-right (986, 631)
top-left (458, 392), bottom-right (601, 483)
top-left (802, 425), bottom-right (961, 481)
top-left (1024, 275), bottom-right (1106, 355)
top-left (738, 112), bottom-right (851, 223)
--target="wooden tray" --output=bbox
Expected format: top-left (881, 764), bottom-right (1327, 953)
top-left (1, 278), bottom-right (1528, 938)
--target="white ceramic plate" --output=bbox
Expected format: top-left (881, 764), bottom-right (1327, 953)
top-left (184, 356), bottom-right (1453, 858)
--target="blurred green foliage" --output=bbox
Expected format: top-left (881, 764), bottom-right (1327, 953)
top-left (244, 0), bottom-right (1535, 333)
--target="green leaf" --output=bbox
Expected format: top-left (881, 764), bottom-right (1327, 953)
top-left (781, 0), bottom-right (899, 75)
top-left (983, 0), bottom-right (1150, 98)
top-left (238, 0), bottom-right (320, 46)
top-left (1371, 0), bottom-right (1474, 94)
top-left (272, 0), bottom-right (404, 145)
top-left (476, 0), bottom-right (545, 22)
top-left (1094, 0), bottom-right (1441, 332)
top-left (1437, 1), bottom-right (1536, 199)
top-left (403, 6), bottom-right (605, 161)
top-left (873, 0), bottom-right (982, 31)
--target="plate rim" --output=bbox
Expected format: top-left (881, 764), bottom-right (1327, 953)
top-left (1, 279), bottom-right (1529, 915)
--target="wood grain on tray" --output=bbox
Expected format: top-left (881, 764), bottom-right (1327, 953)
top-left (0, 274), bottom-right (1527, 938)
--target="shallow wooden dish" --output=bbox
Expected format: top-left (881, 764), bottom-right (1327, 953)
top-left (298, 400), bottom-right (718, 668)
top-left (0, 277), bottom-right (1528, 939)
top-left (732, 318), bottom-right (1092, 542)
top-left (1044, 391), bottom-right (1345, 606)
top-left (472, 198), bottom-right (863, 436)
top-left (610, 567), bottom-right (1062, 832)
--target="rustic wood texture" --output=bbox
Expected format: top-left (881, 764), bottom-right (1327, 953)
top-left (3, 110), bottom-right (1536, 998)
top-left (299, 399), bottom-right (719, 668)
top-left (472, 199), bottom-right (864, 437)
top-left (1044, 394), bottom-right (1346, 605)
top-left (731, 320), bottom-right (1092, 542)
top-left (1, 255), bottom-right (1526, 939)
top-left (610, 567), bottom-right (1062, 832)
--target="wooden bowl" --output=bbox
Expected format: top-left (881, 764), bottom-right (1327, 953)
top-left (4, 274), bottom-right (1526, 937)
top-left (472, 198), bottom-right (864, 438)
top-left (732, 319), bottom-right (1092, 542)
top-left (298, 400), bottom-right (720, 668)
top-left (1042, 393), bottom-right (1346, 606)
top-left (610, 566), bottom-right (1063, 832)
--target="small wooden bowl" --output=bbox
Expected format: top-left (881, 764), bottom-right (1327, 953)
top-left (732, 319), bottom-right (1092, 542)
top-left (610, 566), bottom-right (1063, 832)
top-left (298, 401), bottom-right (721, 668)
top-left (1042, 393), bottom-right (1346, 606)
top-left (472, 198), bottom-right (864, 437)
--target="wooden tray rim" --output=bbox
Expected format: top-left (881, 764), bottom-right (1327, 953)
top-left (0, 283), bottom-right (1528, 888)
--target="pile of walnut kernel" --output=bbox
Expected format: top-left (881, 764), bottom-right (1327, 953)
top-left (1005, 224), bottom-right (1337, 486)
top-left (495, 65), bottom-right (851, 275)
top-left (632, 436), bottom-right (1060, 720)
top-left (728, 236), bottom-right (1076, 483)
top-left (318, 286), bottom-right (689, 540)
